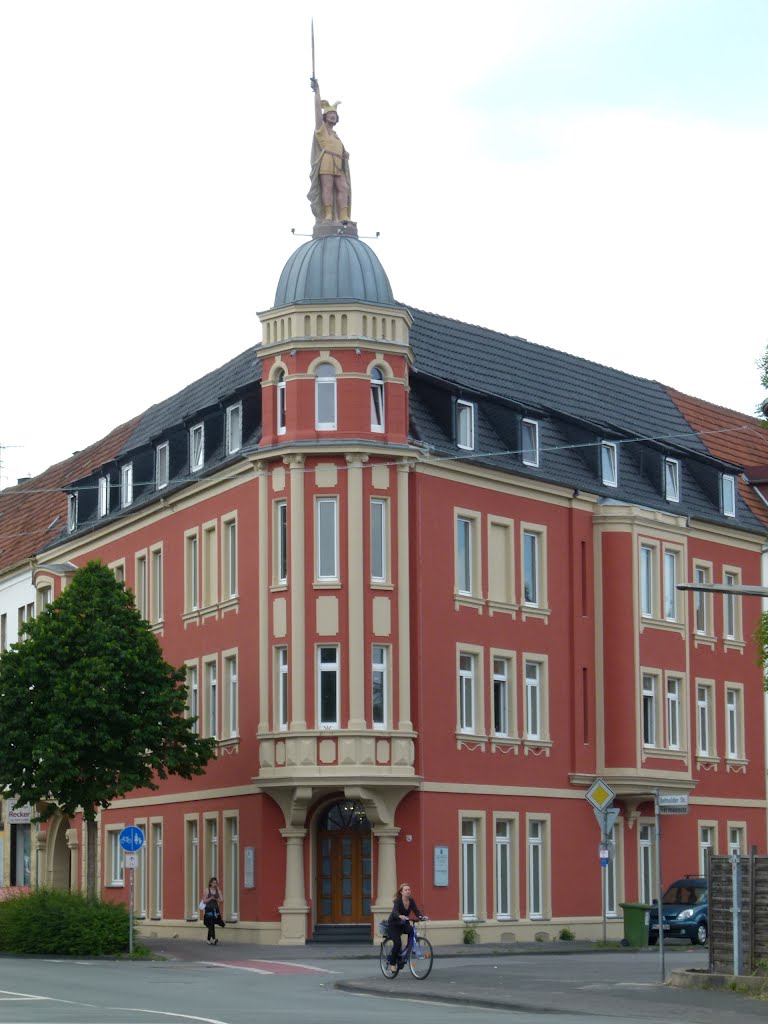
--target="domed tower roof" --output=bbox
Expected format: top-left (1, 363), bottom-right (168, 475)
top-left (274, 235), bottom-right (396, 308)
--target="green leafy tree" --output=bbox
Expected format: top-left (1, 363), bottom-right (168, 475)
top-left (0, 560), bottom-right (216, 897)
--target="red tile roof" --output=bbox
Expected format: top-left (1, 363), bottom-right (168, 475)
top-left (0, 417), bottom-right (140, 575)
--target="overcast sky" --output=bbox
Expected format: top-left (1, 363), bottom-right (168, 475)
top-left (2, 0), bottom-right (767, 489)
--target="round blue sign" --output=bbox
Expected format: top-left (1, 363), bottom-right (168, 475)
top-left (119, 825), bottom-right (145, 852)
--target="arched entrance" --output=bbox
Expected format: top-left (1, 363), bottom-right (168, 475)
top-left (316, 800), bottom-right (371, 924)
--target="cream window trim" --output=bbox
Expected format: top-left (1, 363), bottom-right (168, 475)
top-left (490, 648), bottom-right (517, 740)
top-left (150, 543), bottom-right (164, 625)
top-left (184, 528), bottom-right (200, 615)
top-left (134, 549), bottom-right (148, 620)
top-left (697, 820), bottom-right (718, 874)
top-left (493, 812), bottom-right (520, 921)
top-left (692, 560), bottom-right (714, 640)
top-left (487, 515), bottom-right (516, 609)
top-left (458, 811), bottom-right (486, 922)
top-left (522, 652), bottom-right (549, 744)
top-left (221, 513), bottom-right (238, 601)
top-left (455, 507), bottom-right (482, 602)
top-left (456, 643), bottom-right (484, 739)
top-left (724, 682), bottom-right (746, 764)
top-left (525, 813), bottom-right (552, 920)
top-left (638, 539), bottom-right (660, 621)
top-left (521, 522), bottom-right (548, 615)
top-left (221, 648), bottom-right (239, 741)
top-left (202, 654), bottom-right (219, 740)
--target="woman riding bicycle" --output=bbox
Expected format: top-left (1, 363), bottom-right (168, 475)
top-left (386, 882), bottom-right (426, 969)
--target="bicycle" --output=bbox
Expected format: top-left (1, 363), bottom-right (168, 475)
top-left (379, 917), bottom-right (434, 980)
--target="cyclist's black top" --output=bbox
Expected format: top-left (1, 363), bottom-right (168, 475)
top-left (388, 895), bottom-right (423, 923)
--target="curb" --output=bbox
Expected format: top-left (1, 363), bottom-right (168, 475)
top-left (669, 968), bottom-right (768, 995)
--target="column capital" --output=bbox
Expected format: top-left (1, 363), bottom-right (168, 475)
top-left (345, 453), bottom-right (369, 468)
top-left (284, 454), bottom-right (306, 470)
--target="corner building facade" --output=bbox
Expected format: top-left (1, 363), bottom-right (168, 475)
top-left (17, 226), bottom-right (767, 944)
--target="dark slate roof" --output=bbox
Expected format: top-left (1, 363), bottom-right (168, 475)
top-left (274, 236), bottom-right (396, 307)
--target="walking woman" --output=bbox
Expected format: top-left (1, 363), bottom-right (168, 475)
top-left (202, 876), bottom-right (224, 945)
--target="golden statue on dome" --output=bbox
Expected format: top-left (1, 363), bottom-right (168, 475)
top-left (308, 77), bottom-right (352, 226)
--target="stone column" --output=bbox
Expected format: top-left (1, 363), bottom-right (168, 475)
top-left (288, 456), bottom-right (307, 730)
top-left (346, 454), bottom-right (367, 730)
top-left (278, 827), bottom-right (309, 944)
top-left (396, 462), bottom-right (412, 730)
top-left (371, 826), bottom-right (400, 915)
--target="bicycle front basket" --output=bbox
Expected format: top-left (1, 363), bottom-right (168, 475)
top-left (378, 920), bottom-right (388, 937)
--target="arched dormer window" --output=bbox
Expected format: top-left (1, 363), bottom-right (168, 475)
top-left (315, 363), bottom-right (337, 430)
top-left (371, 367), bottom-right (385, 432)
top-left (276, 369), bottom-right (287, 435)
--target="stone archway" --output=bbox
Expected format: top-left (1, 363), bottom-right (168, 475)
top-left (45, 814), bottom-right (72, 890)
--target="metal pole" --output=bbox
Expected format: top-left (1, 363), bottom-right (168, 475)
top-left (602, 809), bottom-right (607, 945)
top-left (129, 866), bottom-right (134, 956)
top-left (731, 853), bottom-right (742, 976)
top-left (655, 790), bottom-right (665, 982)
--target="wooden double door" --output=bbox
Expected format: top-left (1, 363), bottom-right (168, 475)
top-left (316, 801), bottom-right (372, 924)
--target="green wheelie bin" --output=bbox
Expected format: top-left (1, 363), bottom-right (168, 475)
top-left (619, 902), bottom-right (651, 946)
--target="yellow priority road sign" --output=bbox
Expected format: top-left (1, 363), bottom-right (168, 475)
top-left (585, 777), bottom-right (615, 811)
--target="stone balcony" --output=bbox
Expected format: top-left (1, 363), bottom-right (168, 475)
top-left (257, 730), bottom-right (416, 780)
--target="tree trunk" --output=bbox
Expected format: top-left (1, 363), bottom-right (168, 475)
top-left (86, 816), bottom-right (97, 900)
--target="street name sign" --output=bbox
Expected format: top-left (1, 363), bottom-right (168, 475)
top-left (657, 792), bottom-right (689, 815)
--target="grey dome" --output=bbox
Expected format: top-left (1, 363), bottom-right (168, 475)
top-left (274, 235), bottom-right (395, 307)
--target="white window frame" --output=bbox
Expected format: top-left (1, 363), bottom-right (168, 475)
top-left (456, 516), bottom-right (474, 596)
top-left (317, 645), bottom-right (340, 728)
top-left (275, 500), bottom-right (288, 585)
top-left (108, 830), bottom-right (124, 885)
top-left (189, 423), bottom-right (205, 473)
top-left (721, 474), bottom-right (736, 517)
top-left (461, 818), bottom-right (478, 920)
top-left (494, 818), bottom-right (514, 920)
top-left (521, 418), bottom-right (539, 467)
top-left (723, 570), bottom-right (741, 641)
top-left (98, 475), bottom-right (110, 516)
top-left (226, 402), bottom-right (242, 454)
top-left (640, 543), bottom-right (655, 618)
top-left (315, 497), bottom-right (339, 581)
top-left (121, 462), bottom-right (133, 508)
top-left (277, 647), bottom-right (289, 731)
top-left (276, 369), bottom-right (287, 435)
top-left (150, 546), bottom-right (163, 623)
top-left (223, 517), bottom-right (237, 600)
top-left (135, 552), bottom-right (148, 619)
top-left (67, 492), bottom-right (78, 533)
top-left (693, 564), bottom-right (711, 636)
top-left (639, 823), bottom-right (656, 905)
top-left (728, 825), bottom-right (745, 858)
top-left (663, 549), bottom-right (679, 622)
top-left (204, 659), bottom-right (218, 739)
top-left (664, 457), bottom-right (680, 502)
top-left (601, 441), bottom-right (618, 487)
top-left (522, 529), bottom-right (542, 607)
top-left (725, 685), bottom-right (744, 760)
top-left (370, 367), bottom-right (385, 432)
top-left (372, 644), bottom-right (388, 728)
top-left (699, 824), bottom-right (715, 874)
top-left (642, 673), bottom-right (658, 748)
top-left (187, 664), bottom-right (199, 734)
top-left (456, 400), bottom-right (475, 451)
top-left (156, 443), bottom-right (169, 491)
top-left (150, 821), bottom-right (163, 918)
top-left (458, 652), bottom-right (476, 734)
top-left (224, 653), bottom-right (238, 739)
top-left (696, 681), bottom-right (714, 758)
top-left (315, 363), bottom-right (337, 430)
top-left (492, 656), bottom-right (510, 737)
top-left (524, 660), bottom-right (542, 741)
top-left (371, 498), bottom-right (387, 583)
top-left (666, 675), bottom-right (681, 750)
top-left (527, 819), bottom-right (544, 919)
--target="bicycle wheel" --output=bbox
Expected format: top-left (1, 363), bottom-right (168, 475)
top-left (408, 935), bottom-right (434, 979)
top-left (380, 938), bottom-right (399, 979)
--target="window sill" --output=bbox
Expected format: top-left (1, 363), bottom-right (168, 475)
top-left (313, 581), bottom-right (342, 590)
top-left (723, 638), bottom-right (745, 653)
top-left (693, 634), bottom-right (716, 650)
top-left (520, 605), bottom-right (550, 623)
top-left (522, 739), bottom-right (552, 757)
top-left (639, 617), bottom-right (685, 636)
top-left (696, 755), bottom-right (720, 771)
top-left (371, 581), bottom-right (395, 591)
top-left (455, 732), bottom-right (487, 751)
top-left (725, 756), bottom-right (748, 773)
top-left (454, 593), bottom-right (484, 613)
top-left (270, 583), bottom-right (288, 593)
top-left (488, 600), bottom-right (517, 618)
top-left (641, 746), bottom-right (689, 762)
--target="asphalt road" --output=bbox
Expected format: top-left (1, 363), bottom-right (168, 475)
top-left (0, 940), bottom-right (765, 1024)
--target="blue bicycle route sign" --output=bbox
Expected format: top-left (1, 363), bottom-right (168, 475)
top-left (118, 825), bottom-right (145, 852)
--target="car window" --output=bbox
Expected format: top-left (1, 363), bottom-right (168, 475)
top-left (662, 882), bottom-right (705, 904)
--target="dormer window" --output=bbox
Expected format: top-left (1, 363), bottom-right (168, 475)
top-left (371, 367), bottom-right (385, 432)
top-left (98, 475), bottom-right (110, 517)
top-left (156, 443), bottom-right (169, 490)
top-left (664, 458), bottom-right (680, 502)
top-left (226, 402), bottom-right (242, 454)
top-left (722, 474), bottom-right (736, 517)
top-left (601, 441), bottom-right (618, 487)
top-left (276, 370), bottom-right (287, 435)
top-left (190, 423), bottom-right (205, 472)
top-left (315, 363), bottom-right (337, 430)
top-left (456, 400), bottom-right (475, 450)
top-left (120, 463), bottom-right (133, 507)
top-left (521, 418), bottom-right (539, 467)
top-left (67, 493), bottom-right (78, 533)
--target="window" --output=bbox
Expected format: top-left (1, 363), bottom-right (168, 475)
top-left (639, 824), bottom-right (656, 905)
top-left (108, 830), bottom-right (124, 885)
top-left (316, 497), bottom-right (338, 581)
top-left (202, 522), bottom-right (218, 607)
top-left (642, 674), bottom-right (657, 747)
top-left (666, 676), bottom-right (681, 750)
top-left (371, 499), bottom-right (387, 583)
top-left (521, 419), bottom-right (539, 467)
top-left (492, 657), bottom-right (510, 737)
top-left (693, 565), bottom-right (711, 635)
top-left (728, 826), bottom-right (745, 858)
top-left (370, 367), bottom-right (385, 431)
top-left (150, 822), bottom-right (163, 918)
top-left (185, 532), bottom-right (199, 612)
top-left (67, 493), bottom-right (78, 533)
top-left (456, 400), bottom-right (475, 450)
top-left (723, 570), bottom-right (740, 641)
top-left (276, 369), bottom-right (287, 435)
top-left (0, 613), bottom-right (7, 653)
top-left (664, 458), bottom-right (680, 502)
top-left (317, 646), bottom-right (339, 727)
top-left (663, 549), bottom-right (678, 621)
top-left (156, 443), bottom-right (169, 490)
top-left (276, 647), bottom-right (289, 731)
top-left (522, 529), bottom-right (543, 607)
top-left (150, 545), bottom-right (164, 619)
top-left (186, 818), bottom-right (199, 919)
top-left (495, 819), bottom-right (514, 919)
top-left (223, 517), bottom-right (237, 599)
top-left (205, 660), bottom-right (218, 739)
top-left (135, 553), bottom-right (148, 619)
top-left (461, 819), bottom-right (478, 919)
top-left (225, 815), bottom-right (239, 921)
top-left (226, 402), bottom-right (242, 454)
top-left (121, 463), bottom-right (133, 507)
top-left (224, 654), bottom-right (238, 739)
top-left (315, 363), bottom-right (337, 430)
top-left (721, 474), bottom-right (736, 517)
top-left (725, 686), bottom-right (743, 760)
top-left (524, 660), bottom-right (542, 740)
top-left (187, 665), bottom-right (199, 734)
top-left (275, 500), bottom-right (288, 584)
top-left (699, 825), bottom-right (715, 874)
top-left (458, 653), bottom-right (476, 734)
top-left (204, 817), bottom-right (218, 885)
top-left (527, 820), bottom-right (544, 919)
top-left (456, 516), bottom-right (474, 596)
top-left (190, 423), bottom-right (205, 472)
top-left (372, 645), bottom-right (388, 728)
top-left (37, 585), bottom-right (52, 612)
top-left (640, 544), bottom-right (654, 618)
top-left (98, 475), bottom-right (110, 516)
top-left (696, 682), bottom-right (714, 758)
top-left (601, 441), bottom-right (618, 487)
